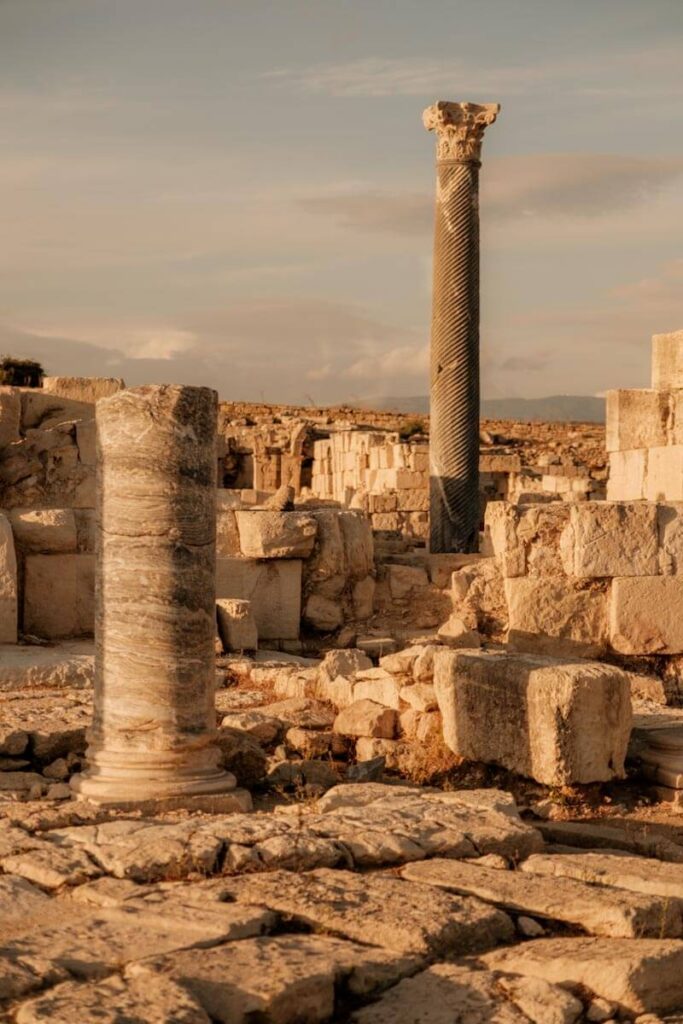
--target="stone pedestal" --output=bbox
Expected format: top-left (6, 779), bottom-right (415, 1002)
top-left (640, 726), bottom-right (683, 808)
top-left (423, 100), bottom-right (499, 553)
top-left (71, 384), bottom-right (245, 809)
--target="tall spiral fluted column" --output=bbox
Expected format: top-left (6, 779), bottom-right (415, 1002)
top-left (71, 384), bottom-right (247, 810)
top-left (423, 101), bottom-right (500, 553)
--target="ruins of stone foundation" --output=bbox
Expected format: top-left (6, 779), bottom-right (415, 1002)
top-left (1, 102), bottom-right (683, 1023)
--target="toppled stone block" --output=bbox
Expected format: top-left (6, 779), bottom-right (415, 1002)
top-left (652, 328), bottom-right (683, 390)
top-left (353, 668), bottom-right (402, 709)
top-left (318, 648), bottom-right (372, 685)
top-left (433, 648), bottom-right (632, 785)
top-left (333, 700), bottom-right (397, 739)
top-left (216, 558), bottom-right (301, 641)
top-left (610, 576), bottom-right (683, 654)
top-left (560, 501), bottom-right (658, 577)
top-left (235, 510), bottom-right (317, 559)
top-left (10, 508), bottom-right (78, 554)
top-left (505, 576), bottom-right (608, 658)
top-left (23, 553), bottom-right (95, 639)
top-left (216, 598), bottom-right (257, 652)
top-left (0, 513), bottom-right (17, 643)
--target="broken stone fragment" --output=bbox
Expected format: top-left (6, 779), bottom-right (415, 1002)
top-left (333, 700), bottom-right (398, 740)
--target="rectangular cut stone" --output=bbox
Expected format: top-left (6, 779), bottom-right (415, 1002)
top-left (23, 553), bottom-right (95, 639)
top-left (483, 937), bottom-right (683, 1016)
top-left (652, 329), bottom-right (683, 390)
top-left (610, 576), bottom-right (683, 654)
top-left (235, 511), bottom-right (317, 559)
top-left (0, 513), bottom-right (18, 643)
top-left (605, 389), bottom-right (670, 452)
top-left (484, 503), bottom-right (571, 579)
top-left (505, 576), bottom-right (608, 658)
top-left (216, 599), bottom-right (257, 652)
top-left (657, 503), bottom-right (683, 573)
top-left (10, 509), bottom-right (78, 554)
top-left (644, 444), bottom-right (683, 501)
top-left (216, 558), bottom-right (301, 641)
top-left (433, 648), bottom-right (632, 786)
top-left (560, 501), bottom-right (658, 577)
top-left (400, 857), bottom-right (681, 938)
top-left (43, 376), bottom-right (125, 402)
top-left (607, 449), bottom-right (647, 501)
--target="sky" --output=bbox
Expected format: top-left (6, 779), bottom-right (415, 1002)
top-left (0, 0), bottom-right (681, 405)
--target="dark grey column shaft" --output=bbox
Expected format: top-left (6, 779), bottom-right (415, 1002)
top-left (423, 101), bottom-right (499, 553)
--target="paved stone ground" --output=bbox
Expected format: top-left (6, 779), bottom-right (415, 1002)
top-left (3, 643), bottom-right (683, 1020)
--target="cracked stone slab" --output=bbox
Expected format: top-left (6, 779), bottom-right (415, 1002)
top-left (130, 934), bottom-right (422, 1024)
top-left (520, 849), bottom-right (683, 902)
top-left (1, 841), bottom-right (101, 890)
top-left (14, 971), bottom-right (211, 1024)
top-left (218, 867), bottom-right (514, 956)
top-left (351, 962), bottom-right (579, 1024)
top-left (2, 899), bottom-right (274, 982)
top-left (0, 692), bottom-right (91, 760)
top-left (483, 937), bottom-right (683, 1016)
top-left (400, 858), bottom-right (682, 938)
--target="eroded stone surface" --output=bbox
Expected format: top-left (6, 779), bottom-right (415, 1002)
top-left (521, 849), bottom-right (683, 901)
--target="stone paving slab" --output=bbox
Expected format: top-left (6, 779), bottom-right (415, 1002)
top-left (13, 971), bottom-right (211, 1024)
top-left (0, 642), bottom-right (93, 693)
top-left (217, 867), bottom-right (515, 956)
top-left (521, 849), bottom-right (683, 901)
top-left (536, 820), bottom-right (683, 863)
top-left (400, 857), bottom-right (683, 938)
top-left (351, 962), bottom-right (580, 1024)
top-left (52, 784), bottom-right (542, 882)
top-left (482, 937), bottom-right (683, 1016)
top-left (132, 934), bottom-right (421, 1024)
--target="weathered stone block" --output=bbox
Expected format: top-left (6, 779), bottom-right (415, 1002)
top-left (0, 387), bottom-right (21, 448)
top-left (644, 444), bottom-right (683, 501)
top-left (610, 576), bottom-right (683, 654)
top-left (20, 391), bottom-right (92, 431)
top-left (216, 558), bottom-right (301, 641)
top-left (303, 593), bottom-right (343, 632)
top-left (607, 448), bottom-right (647, 501)
top-left (333, 700), bottom-right (397, 739)
top-left (386, 563), bottom-right (429, 599)
top-left (0, 514), bottom-right (17, 643)
top-left (43, 376), bottom-right (125, 402)
top-left (560, 501), bottom-right (658, 577)
top-left (235, 510), bottom-right (317, 559)
top-left (605, 388), bottom-right (670, 452)
top-left (434, 648), bottom-right (632, 785)
top-left (485, 502), bottom-right (570, 579)
top-left (506, 577), bottom-right (608, 658)
top-left (658, 503), bottom-right (683, 573)
top-left (10, 509), bottom-right (78, 554)
top-left (216, 598), bottom-right (257, 652)
top-left (215, 508), bottom-right (241, 557)
top-left (23, 553), bottom-right (94, 638)
top-left (652, 328), bottom-right (683, 390)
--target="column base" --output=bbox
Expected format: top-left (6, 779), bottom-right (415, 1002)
top-left (639, 725), bottom-right (683, 807)
top-left (69, 774), bottom-right (251, 814)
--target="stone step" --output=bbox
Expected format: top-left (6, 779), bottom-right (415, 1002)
top-left (399, 857), bottom-right (682, 938)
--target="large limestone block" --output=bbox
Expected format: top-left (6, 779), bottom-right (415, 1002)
top-left (652, 328), bottom-right (683, 390)
top-left (485, 502), bottom-right (570, 579)
top-left (658, 502), bottom-right (683, 573)
top-left (0, 513), bottom-right (17, 643)
top-left (605, 388), bottom-right (670, 452)
top-left (10, 509), bottom-right (78, 554)
top-left (216, 598), bottom-right (257, 652)
top-left (235, 510), bottom-right (317, 559)
top-left (610, 576), bottom-right (683, 653)
top-left (23, 553), bottom-right (94, 639)
top-left (505, 577), bottom-right (608, 658)
top-left (433, 648), bottom-right (632, 785)
top-left (560, 501), bottom-right (658, 577)
top-left (644, 444), bottom-right (683, 501)
top-left (607, 449), bottom-right (647, 501)
top-left (483, 937), bottom-right (683, 1016)
top-left (0, 387), bottom-right (21, 448)
top-left (216, 557), bottom-right (301, 641)
top-left (42, 376), bottom-right (125, 402)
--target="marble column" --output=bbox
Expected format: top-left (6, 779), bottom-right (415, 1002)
top-left (423, 101), bottom-right (499, 553)
top-left (71, 384), bottom-right (245, 809)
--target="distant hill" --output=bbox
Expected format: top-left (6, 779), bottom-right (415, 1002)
top-left (357, 394), bottom-right (605, 423)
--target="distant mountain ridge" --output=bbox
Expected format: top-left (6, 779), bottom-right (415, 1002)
top-left (356, 394), bottom-right (605, 423)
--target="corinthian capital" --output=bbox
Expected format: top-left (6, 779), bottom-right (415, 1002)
top-left (423, 101), bottom-right (500, 162)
